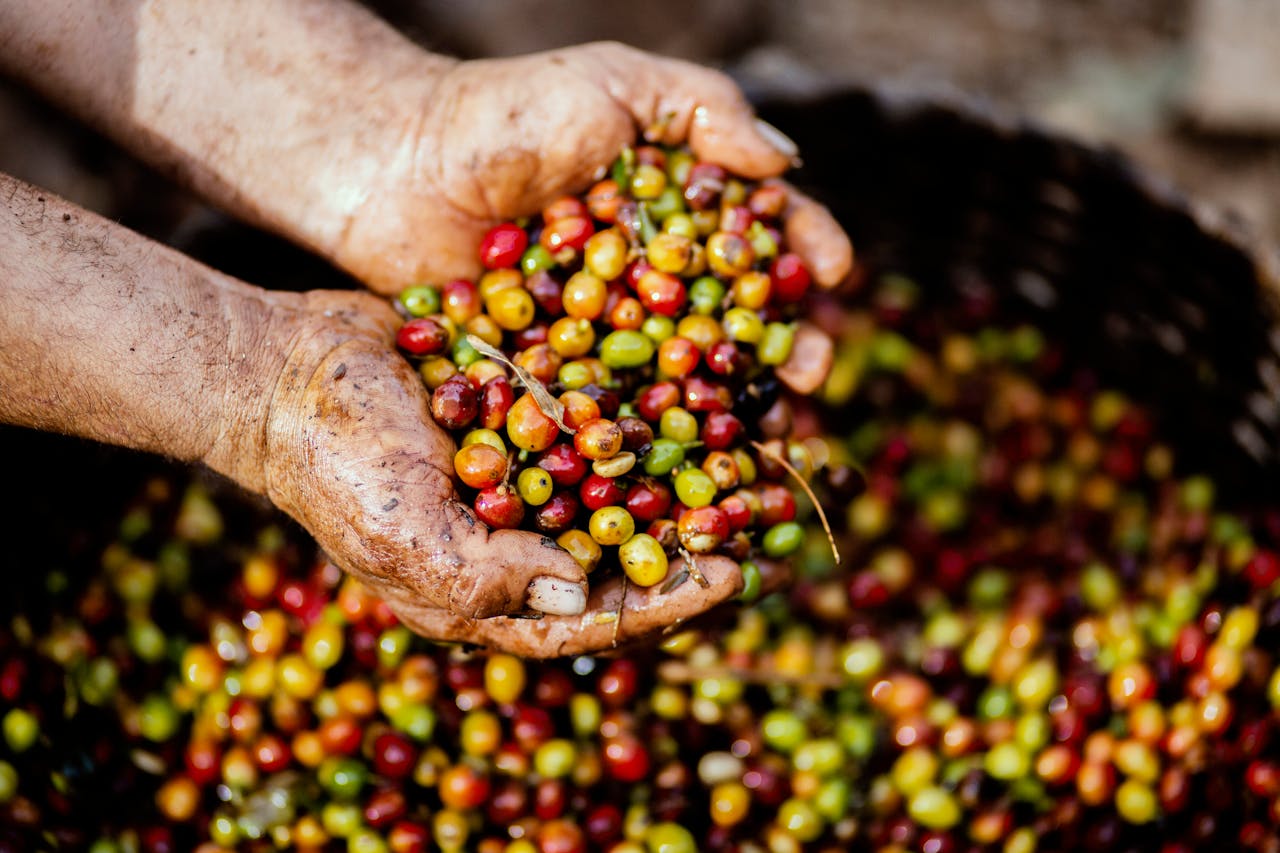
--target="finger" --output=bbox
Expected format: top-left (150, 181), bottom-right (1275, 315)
top-left (586, 44), bottom-right (794, 180)
top-left (676, 69), bottom-right (794, 180)
top-left (449, 524), bottom-right (588, 618)
top-left (298, 290), bottom-right (402, 340)
top-left (389, 555), bottom-right (764, 659)
top-left (661, 63), bottom-right (795, 180)
top-left (776, 321), bottom-right (833, 395)
top-left (775, 181), bottom-right (853, 289)
top-left (264, 317), bottom-right (586, 622)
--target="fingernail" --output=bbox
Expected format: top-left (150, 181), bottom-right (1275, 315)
top-left (527, 576), bottom-right (587, 616)
top-left (753, 118), bottom-right (800, 162)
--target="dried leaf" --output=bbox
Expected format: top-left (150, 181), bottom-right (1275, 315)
top-left (466, 335), bottom-right (574, 435)
top-left (752, 440), bottom-right (841, 565)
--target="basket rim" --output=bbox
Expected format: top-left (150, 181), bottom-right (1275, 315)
top-left (756, 81), bottom-right (1280, 325)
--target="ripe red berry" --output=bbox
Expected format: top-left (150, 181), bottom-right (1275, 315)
top-left (388, 821), bottom-right (429, 853)
top-left (431, 377), bottom-right (479, 430)
top-left (184, 741), bottom-right (222, 786)
top-left (637, 270), bottom-right (687, 317)
top-left (603, 734), bottom-right (650, 782)
top-left (439, 764), bottom-right (491, 811)
top-left (683, 376), bottom-right (732, 413)
top-left (1245, 550), bottom-right (1280, 590)
top-left (525, 270), bottom-right (564, 317)
top-left (480, 222), bottom-right (528, 269)
top-left (364, 788), bottom-right (407, 828)
top-left (770, 253), bottom-right (812, 303)
top-left (395, 317), bottom-right (450, 356)
top-left (581, 473), bottom-right (625, 511)
top-left (683, 162), bottom-right (726, 210)
top-left (540, 216), bottom-right (594, 254)
top-left (533, 492), bottom-right (580, 534)
top-left (373, 731), bottom-right (417, 779)
top-left (626, 481), bottom-right (673, 524)
top-left (537, 443), bottom-right (589, 487)
top-left (479, 376), bottom-right (515, 430)
top-left (701, 411), bottom-right (744, 450)
top-left (718, 494), bottom-right (753, 533)
top-left (719, 205), bottom-right (754, 235)
top-left (636, 382), bottom-right (682, 422)
top-left (677, 505), bottom-right (729, 553)
top-left (598, 659), bottom-right (639, 707)
top-left (543, 196), bottom-right (589, 224)
top-left (757, 484), bottom-right (797, 527)
top-left (705, 340), bottom-right (742, 375)
top-left (474, 486), bottom-right (525, 529)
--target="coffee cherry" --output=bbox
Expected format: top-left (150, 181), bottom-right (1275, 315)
top-left (431, 377), bottom-right (479, 430)
top-left (677, 506), bottom-right (729, 553)
top-left (507, 394), bottom-right (560, 453)
top-left (626, 481), bottom-right (673, 524)
top-left (480, 223), bottom-right (528, 270)
top-left (474, 486), bottom-right (525, 530)
top-left (399, 284), bottom-right (441, 317)
top-left (537, 443), bottom-right (588, 487)
top-left (580, 473), bottom-right (625, 512)
top-left (617, 533), bottom-right (669, 586)
top-left (589, 507), bottom-right (635, 547)
top-left (533, 492), bottom-right (579, 534)
top-left (454, 444), bottom-right (508, 490)
top-left (396, 317), bottom-right (451, 356)
top-left (516, 468), bottom-right (554, 506)
top-left (574, 419), bottom-right (623, 461)
top-left (557, 530), bottom-right (602, 573)
top-left (770, 253), bottom-right (812, 303)
top-left (479, 376), bottom-right (515, 430)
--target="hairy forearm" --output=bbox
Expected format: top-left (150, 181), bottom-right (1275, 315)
top-left (0, 172), bottom-right (294, 487)
top-left (0, 0), bottom-right (453, 260)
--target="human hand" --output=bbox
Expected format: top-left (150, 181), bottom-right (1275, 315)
top-left (331, 42), bottom-right (853, 295)
top-left (249, 290), bottom-right (789, 657)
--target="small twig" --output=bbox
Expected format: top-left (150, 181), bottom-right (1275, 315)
top-left (680, 547), bottom-right (710, 588)
top-left (612, 575), bottom-right (628, 648)
top-left (751, 441), bottom-right (841, 565)
top-left (467, 335), bottom-right (574, 435)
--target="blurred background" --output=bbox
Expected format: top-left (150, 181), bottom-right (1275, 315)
top-left (2, 0), bottom-right (1279, 265)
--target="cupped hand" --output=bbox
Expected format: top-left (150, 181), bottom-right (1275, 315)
top-left (332, 42), bottom-right (853, 294)
top-left (253, 290), bottom-right (791, 657)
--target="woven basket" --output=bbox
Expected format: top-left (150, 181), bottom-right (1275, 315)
top-left (759, 87), bottom-right (1280, 502)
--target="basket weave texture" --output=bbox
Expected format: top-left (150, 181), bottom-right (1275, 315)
top-left (761, 88), bottom-right (1280, 500)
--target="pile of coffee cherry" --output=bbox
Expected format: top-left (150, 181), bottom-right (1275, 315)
top-left (392, 146), bottom-right (824, 593)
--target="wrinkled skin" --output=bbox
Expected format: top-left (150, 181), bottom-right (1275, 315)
top-left (334, 43), bottom-right (853, 293)
top-left (247, 43), bottom-right (851, 653)
top-left (259, 291), bottom-right (792, 655)
top-left (0, 3), bottom-right (854, 657)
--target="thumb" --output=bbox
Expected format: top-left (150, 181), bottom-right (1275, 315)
top-left (442, 519), bottom-right (589, 619)
top-left (659, 61), bottom-right (797, 180)
top-left (588, 44), bottom-right (796, 179)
